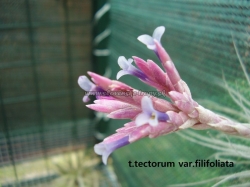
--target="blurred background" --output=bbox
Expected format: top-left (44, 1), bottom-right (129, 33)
top-left (0, 0), bottom-right (249, 187)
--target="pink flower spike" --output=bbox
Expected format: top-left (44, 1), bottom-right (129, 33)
top-left (135, 96), bottom-right (169, 127)
top-left (132, 57), bottom-right (171, 92)
top-left (124, 121), bottom-right (136, 127)
top-left (95, 95), bottom-right (114, 100)
top-left (133, 56), bottom-right (153, 79)
top-left (87, 99), bottom-right (141, 117)
top-left (94, 99), bottom-right (131, 109)
top-left (148, 122), bottom-right (177, 138)
top-left (169, 91), bottom-right (198, 117)
top-left (87, 71), bottom-right (112, 90)
top-left (109, 80), bottom-right (133, 91)
top-left (137, 26), bottom-right (165, 50)
top-left (86, 104), bottom-right (111, 113)
top-left (116, 125), bottom-right (137, 133)
top-left (94, 136), bottom-right (130, 165)
top-left (107, 107), bottom-right (141, 119)
top-left (164, 61), bottom-right (181, 88)
top-left (154, 39), bottom-right (172, 63)
top-left (147, 59), bottom-right (166, 87)
top-left (78, 24), bottom-right (250, 165)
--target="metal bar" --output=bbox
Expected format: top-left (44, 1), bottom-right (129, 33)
top-left (0, 20), bottom-right (90, 30)
top-left (62, 0), bottom-right (78, 143)
top-left (0, 86), bottom-right (19, 184)
top-left (3, 90), bottom-right (71, 105)
top-left (91, 0), bottom-right (111, 144)
top-left (0, 56), bottom-right (89, 69)
top-left (25, 0), bottom-right (49, 175)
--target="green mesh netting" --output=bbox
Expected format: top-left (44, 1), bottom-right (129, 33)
top-left (107, 1), bottom-right (250, 186)
top-left (0, 0), bottom-right (95, 186)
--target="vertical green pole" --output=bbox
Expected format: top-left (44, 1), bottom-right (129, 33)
top-left (91, 0), bottom-right (111, 143)
top-left (62, 0), bottom-right (78, 145)
top-left (25, 0), bottom-right (49, 175)
top-left (0, 86), bottom-right (19, 185)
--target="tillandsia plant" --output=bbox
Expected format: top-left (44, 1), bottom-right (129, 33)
top-left (51, 149), bottom-right (111, 187)
top-left (171, 40), bottom-right (250, 187)
top-left (78, 26), bottom-right (250, 165)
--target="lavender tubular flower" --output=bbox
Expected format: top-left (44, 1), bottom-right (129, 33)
top-left (138, 26), bottom-right (172, 63)
top-left (117, 56), bottom-right (147, 80)
top-left (135, 96), bottom-right (169, 127)
top-left (94, 136), bottom-right (130, 165)
top-left (94, 120), bottom-right (180, 164)
top-left (138, 27), bottom-right (191, 95)
top-left (132, 56), bottom-right (153, 79)
top-left (154, 39), bottom-right (172, 65)
top-left (137, 26), bottom-right (165, 51)
top-left (78, 76), bottom-right (96, 102)
top-left (132, 56), bottom-right (175, 95)
top-left (78, 76), bottom-right (110, 102)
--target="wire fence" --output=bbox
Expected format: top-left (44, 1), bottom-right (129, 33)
top-left (0, 0), bottom-right (97, 186)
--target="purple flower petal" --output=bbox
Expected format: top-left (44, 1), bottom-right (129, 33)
top-left (135, 96), bottom-right (158, 126)
top-left (78, 76), bottom-right (97, 102)
top-left (137, 34), bottom-right (154, 49)
top-left (152, 26), bottom-right (165, 42)
top-left (118, 56), bottom-right (132, 69)
top-left (148, 116), bottom-right (158, 127)
top-left (135, 113), bottom-right (150, 126)
top-left (94, 136), bottom-right (130, 165)
top-left (94, 143), bottom-right (106, 155)
top-left (117, 70), bottom-right (129, 79)
top-left (141, 96), bottom-right (154, 115)
top-left (135, 96), bottom-right (169, 127)
top-left (102, 149), bottom-right (112, 165)
top-left (83, 95), bottom-right (90, 102)
top-left (78, 76), bottom-right (95, 91)
top-left (127, 58), bottom-right (133, 64)
top-left (116, 56), bottom-right (147, 80)
top-left (137, 26), bottom-right (165, 50)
